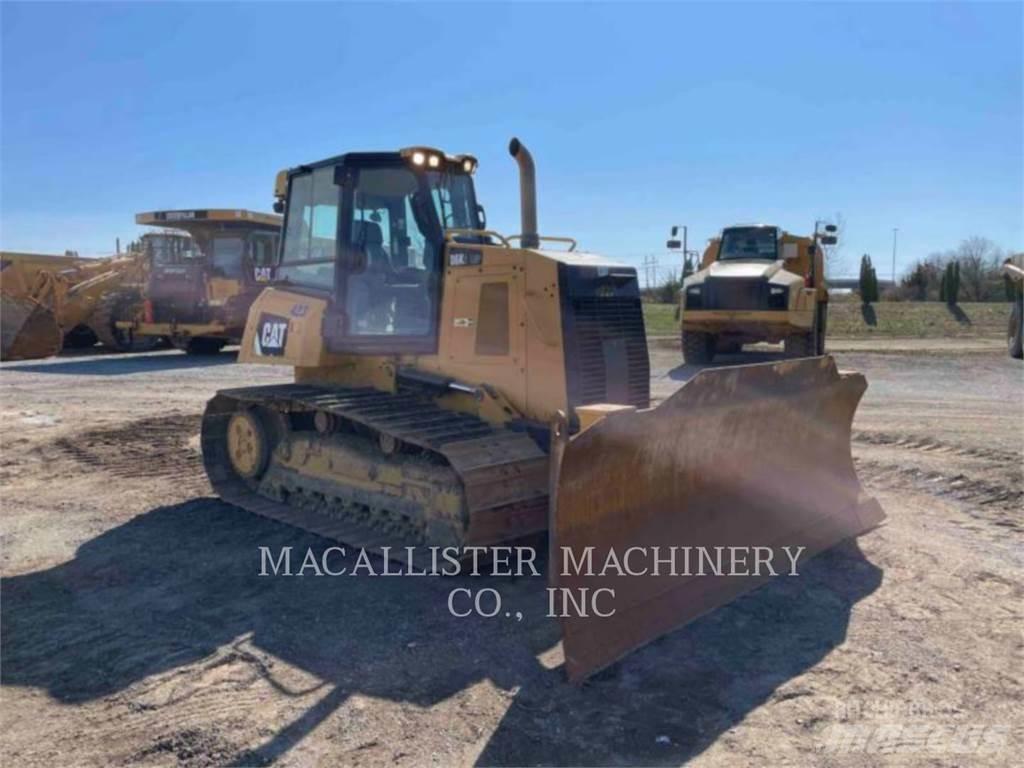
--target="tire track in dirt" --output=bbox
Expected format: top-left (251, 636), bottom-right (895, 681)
top-left (853, 430), bottom-right (1022, 532)
top-left (853, 429), bottom-right (1020, 465)
top-left (54, 414), bottom-right (210, 496)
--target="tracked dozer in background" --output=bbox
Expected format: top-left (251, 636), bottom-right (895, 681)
top-left (201, 139), bottom-right (883, 681)
top-left (0, 250), bottom-right (150, 360)
top-left (114, 210), bottom-right (281, 354)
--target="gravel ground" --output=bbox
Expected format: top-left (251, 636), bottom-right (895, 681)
top-left (1, 342), bottom-right (1021, 767)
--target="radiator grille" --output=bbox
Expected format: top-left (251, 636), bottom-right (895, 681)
top-left (704, 278), bottom-right (776, 310)
top-left (568, 297), bottom-right (650, 409)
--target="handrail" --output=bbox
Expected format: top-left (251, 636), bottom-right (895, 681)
top-left (443, 229), bottom-right (510, 248)
top-left (507, 234), bottom-right (578, 252)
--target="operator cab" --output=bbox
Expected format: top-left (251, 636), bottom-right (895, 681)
top-left (275, 147), bottom-right (484, 354)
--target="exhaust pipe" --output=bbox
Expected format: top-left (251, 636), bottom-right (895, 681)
top-left (508, 137), bottom-right (539, 248)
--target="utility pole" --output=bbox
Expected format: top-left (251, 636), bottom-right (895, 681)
top-left (891, 228), bottom-right (898, 285)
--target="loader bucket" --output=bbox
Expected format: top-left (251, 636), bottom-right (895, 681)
top-left (1, 295), bottom-right (62, 361)
top-left (550, 355), bottom-right (884, 683)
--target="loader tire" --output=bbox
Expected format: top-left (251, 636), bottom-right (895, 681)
top-left (682, 331), bottom-right (715, 364)
top-left (91, 292), bottom-right (160, 353)
top-left (183, 337), bottom-right (227, 355)
top-left (1009, 296), bottom-right (1023, 359)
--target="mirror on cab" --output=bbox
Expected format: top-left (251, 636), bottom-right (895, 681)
top-left (477, 204), bottom-right (487, 229)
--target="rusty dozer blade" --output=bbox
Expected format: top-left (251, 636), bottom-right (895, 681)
top-left (550, 355), bottom-right (884, 683)
top-left (1, 295), bottom-right (62, 361)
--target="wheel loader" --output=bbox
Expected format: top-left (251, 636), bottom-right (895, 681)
top-left (674, 223), bottom-right (836, 363)
top-left (0, 250), bottom-right (150, 360)
top-left (201, 139), bottom-right (883, 682)
top-left (113, 209), bottom-right (281, 354)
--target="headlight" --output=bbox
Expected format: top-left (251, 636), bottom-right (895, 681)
top-left (411, 151), bottom-right (426, 166)
top-left (767, 284), bottom-right (788, 309)
top-left (686, 286), bottom-right (702, 295)
top-left (428, 154), bottom-right (441, 168)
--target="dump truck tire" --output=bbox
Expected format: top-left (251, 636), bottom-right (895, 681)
top-left (785, 310), bottom-right (819, 358)
top-left (1010, 296), bottom-right (1023, 359)
top-left (682, 331), bottom-right (715, 364)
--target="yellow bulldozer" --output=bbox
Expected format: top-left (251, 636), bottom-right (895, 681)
top-left (674, 223), bottom-right (837, 363)
top-left (113, 209), bottom-right (281, 354)
top-left (0, 249), bottom-right (151, 361)
top-left (200, 139), bottom-right (883, 681)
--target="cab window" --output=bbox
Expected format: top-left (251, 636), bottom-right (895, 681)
top-left (342, 166), bottom-right (440, 338)
top-left (277, 166), bottom-right (338, 289)
top-left (210, 237), bottom-right (245, 278)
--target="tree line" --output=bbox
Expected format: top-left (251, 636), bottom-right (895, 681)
top-left (860, 237), bottom-right (1018, 304)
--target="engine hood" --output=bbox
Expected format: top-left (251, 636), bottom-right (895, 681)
top-left (707, 259), bottom-right (783, 280)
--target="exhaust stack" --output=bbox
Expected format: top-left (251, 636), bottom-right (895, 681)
top-left (508, 137), bottom-right (539, 248)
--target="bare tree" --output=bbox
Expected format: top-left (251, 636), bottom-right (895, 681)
top-left (956, 237), bottom-right (1002, 301)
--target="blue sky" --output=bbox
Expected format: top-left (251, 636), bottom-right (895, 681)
top-left (2, 2), bottom-right (1021, 280)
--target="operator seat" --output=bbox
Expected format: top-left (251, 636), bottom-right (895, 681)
top-left (352, 220), bottom-right (391, 273)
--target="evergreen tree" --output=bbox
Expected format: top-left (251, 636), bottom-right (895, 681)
top-left (859, 254), bottom-right (876, 304)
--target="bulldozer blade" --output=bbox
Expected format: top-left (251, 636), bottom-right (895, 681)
top-left (1, 296), bottom-right (62, 361)
top-left (550, 355), bottom-right (884, 683)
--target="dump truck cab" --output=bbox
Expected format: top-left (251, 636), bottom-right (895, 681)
top-left (116, 209), bottom-right (281, 353)
top-left (675, 223), bottom-right (834, 363)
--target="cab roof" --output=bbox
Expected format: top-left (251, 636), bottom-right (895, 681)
top-left (135, 209), bottom-right (281, 230)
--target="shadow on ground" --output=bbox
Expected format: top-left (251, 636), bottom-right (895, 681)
top-left (2, 499), bottom-right (882, 766)
top-left (946, 304), bottom-right (972, 325)
top-left (0, 350), bottom-right (237, 376)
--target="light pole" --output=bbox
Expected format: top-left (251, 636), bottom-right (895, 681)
top-left (891, 228), bottom-right (898, 286)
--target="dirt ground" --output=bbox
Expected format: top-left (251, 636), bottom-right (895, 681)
top-left (1, 341), bottom-right (1021, 767)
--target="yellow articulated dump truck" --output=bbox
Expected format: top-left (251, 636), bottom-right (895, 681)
top-left (1003, 254), bottom-right (1024, 359)
top-left (673, 223), bottom-right (837, 364)
top-left (200, 139), bottom-right (882, 681)
top-left (0, 250), bottom-right (149, 360)
top-left (114, 209), bottom-right (281, 354)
